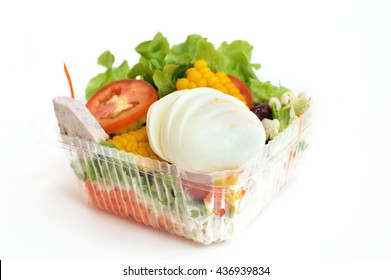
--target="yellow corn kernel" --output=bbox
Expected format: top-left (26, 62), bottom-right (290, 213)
top-left (186, 67), bottom-right (197, 76)
top-left (176, 78), bottom-right (189, 90)
top-left (110, 139), bottom-right (122, 149)
top-left (201, 70), bottom-right (214, 80)
top-left (116, 143), bottom-right (124, 150)
top-left (146, 147), bottom-right (155, 155)
top-left (113, 135), bottom-right (128, 146)
top-left (214, 174), bottom-right (239, 187)
top-left (206, 76), bottom-right (219, 86)
top-left (215, 71), bottom-right (227, 79)
top-left (225, 82), bottom-right (236, 90)
top-left (177, 60), bottom-right (248, 106)
top-left (215, 85), bottom-right (228, 93)
top-left (228, 87), bottom-right (240, 95)
top-left (107, 126), bottom-right (163, 160)
top-left (209, 82), bottom-right (220, 89)
top-left (199, 67), bottom-right (212, 75)
top-left (138, 141), bottom-right (149, 148)
top-left (188, 82), bottom-right (196, 89)
top-left (137, 147), bottom-right (149, 157)
top-left (194, 60), bottom-right (208, 70)
top-left (132, 131), bottom-right (146, 142)
top-left (125, 142), bottom-right (138, 152)
top-left (195, 78), bottom-right (207, 87)
top-left (219, 76), bottom-right (231, 85)
top-left (123, 134), bottom-right (136, 142)
top-left (232, 93), bottom-right (246, 102)
top-left (187, 70), bottom-right (202, 82)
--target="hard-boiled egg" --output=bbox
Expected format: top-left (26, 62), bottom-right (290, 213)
top-left (147, 88), bottom-right (266, 174)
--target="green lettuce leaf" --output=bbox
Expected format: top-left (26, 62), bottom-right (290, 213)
top-left (194, 39), bottom-right (227, 72)
top-left (248, 78), bottom-right (290, 104)
top-left (134, 32), bottom-right (169, 69)
top-left (85, 33), bottom-right (294, 110)
top-left (85, 51), bottom-right (130, 100)
top-left (271, 103), bottom-right (291, 132)
top-left (99, 141), bottom-right (117, 149)
top-left (97, 50), bottom-right (115, 68)
top-left (128, 58), bottom-right (155, 85)
top-left (165, 34), bottom-right (204, 67)
top-left (153, 64), bottom-right (180, 98)
top-left (171, 34), bottom-right (204, 58)
top-left (277, 109), bottom-right (291, 132)
top-left (218, 40), bottom-right (260, 82)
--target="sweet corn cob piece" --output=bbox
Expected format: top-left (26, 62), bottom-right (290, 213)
top-left (108, 126), bottom-right (161, 160)
top-left (176, 60), bottom-right (247, 105)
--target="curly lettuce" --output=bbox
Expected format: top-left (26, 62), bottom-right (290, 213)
top-left (85, 50), bottom-right (130, 100)
top-left (85, 32), bottom-right (290, 102)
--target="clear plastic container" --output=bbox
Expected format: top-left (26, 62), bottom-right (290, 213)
top-left (58, 108), bottom-right (314, 245)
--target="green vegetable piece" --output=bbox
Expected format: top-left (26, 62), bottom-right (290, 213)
top-left (165, 53), bottom-right (192, 67)
top-left (194, 39), bottom-right (227, 72)
top-left (70, 161), bottom-right (86, 181)
top-left (272, 103), bottom-right (291, 132)
top-left (300, 140), bottom-right (309, 151)
top-left (85, 71), bottom-right (110, 100)
top-left (191, 210), bottom-right (199, 218)
top-left (97, 50), bottom-right (115, 69)
top-left (218, 40), bottom-right (260, 82)
top-left (248, 78), bottom-right (290, 105)
top-left (86, 159), bottom-right (98, 182)
top-left (220, 40), bottom-right (254, 62)
top-left (99, 141), bottom-right (118, 149)
top-left (168, 34), bottom-right (201, 65)
top-left (128, 59), bottom-right (155, 85)
top-left (153, 64), bottom-right (179, 98)
top-left (135, 32), bottom-right (169, 69)
top-left (85, 32), bottom-right (294, 118)
top-left (271, 102), bottom-right (279, 119)
top-left (172, 34), bottom-right (203, 57)
top-left (225, 51), bottom-right (256, 82)
top-left (278, 109), bottom-right (291, 132)
top-left (166, 34), bottom-right (205, 69)
top-left (85, 59), bottom-right (130, 100)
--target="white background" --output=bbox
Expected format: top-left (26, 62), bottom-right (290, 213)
top-left (1, 0), bottom-right (391, 278)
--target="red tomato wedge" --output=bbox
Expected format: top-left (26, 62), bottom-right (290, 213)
top-left (86, 79), bottom-right (158, 134)
top-left (227, 74), bottom-right (254, 108)
top-left (182, 178), bottom-right (210, 200)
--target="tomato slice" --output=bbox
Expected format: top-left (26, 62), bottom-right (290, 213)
top-left (86, 79), bottom-right (158, 134)
top-left (227, 74), bottom-right (254, 108)
top-left (182, 178), bottom-right (210, 200)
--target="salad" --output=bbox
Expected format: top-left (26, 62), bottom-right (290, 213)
top-left (56, 32), bottom-right (312, 244)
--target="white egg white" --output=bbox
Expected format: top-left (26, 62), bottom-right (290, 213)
top-left (146, 90), bottom-right (186, 159)
top-left (146, 88), bottom-right (266, 174)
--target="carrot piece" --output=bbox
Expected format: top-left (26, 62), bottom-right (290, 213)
top-left (63, 63), bottom-right (75, 100)
top-left (157, 215), bottom-right (175, 231)
top-left (85, 181), bottom-right (174, 229)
